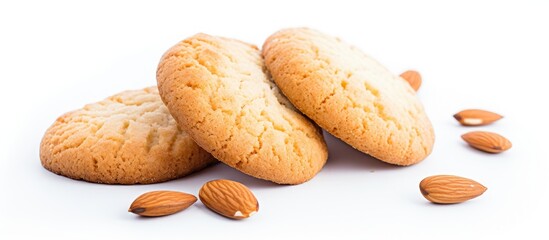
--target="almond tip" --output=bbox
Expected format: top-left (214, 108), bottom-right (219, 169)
top-left (130, 208), bottom-right (146, 214)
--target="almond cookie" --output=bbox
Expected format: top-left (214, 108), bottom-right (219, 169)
top-left (157, 33), bottom-right (328, 184)
top-left (40, 87), bottom-right (215, 184)
top-left (262, 28), bottom-right (434, 165)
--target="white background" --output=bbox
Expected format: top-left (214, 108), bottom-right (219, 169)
top-left (1, 0), bottom-right (548, 239)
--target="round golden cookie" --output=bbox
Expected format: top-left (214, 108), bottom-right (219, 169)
top-left (40, 87), bottom-right (215, 184)
top-left (262, 28), bottom-right (435, 165)
top-left (157, 33), bottom-right (328, 184)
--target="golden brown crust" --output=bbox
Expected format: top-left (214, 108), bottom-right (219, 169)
top-left (262, 28), bottom-right (435, 165)
top-left (157, 33), bottom-right (328, 184)
top-left (39, 87), bottom-right (215, 184)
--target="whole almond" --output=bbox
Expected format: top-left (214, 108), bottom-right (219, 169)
top-left (128, 191), bottom-right (197, 217)
top-left (462, 131), bottom-right (512, 153)
top-left (453, 109), bottom-right (503, 126)
top-left (420, 175), bottom-right (487, 204)
top-left (400, 70), bottom-right (422, 91)
top-left (199, 179), bottom-right (258, 219)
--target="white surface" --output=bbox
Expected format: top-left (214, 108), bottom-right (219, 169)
top-left (1, 0), bottom-right (548, 239)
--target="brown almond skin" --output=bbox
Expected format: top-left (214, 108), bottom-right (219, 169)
top-left (453, 109), bottom-right (503, 126)
top-left (199, 179), bottom-right (259, 220)
top-left (129, 191), bottom-right (197, 217)
top-left (420, 175), bottom-right (487, 204)
top-left (400, 70), bottom-right (422, 92)
top-left (462, 131), bottom-right (512, 153)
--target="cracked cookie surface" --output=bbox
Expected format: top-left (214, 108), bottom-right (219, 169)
top-left (40, 87), bottom-right (215, 184)
top-left (157, 33), bottom-right (328, 184)
top-left (262, 28), bottom-right (434, 165)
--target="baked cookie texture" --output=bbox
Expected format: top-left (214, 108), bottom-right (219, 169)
top-left (40, 87), bottom-right (215, 184)
top-left (157, 33), bottom-right (328, 184)
top-left (262, 28), bottom-right (435, 165)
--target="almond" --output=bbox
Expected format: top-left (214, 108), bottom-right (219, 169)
top-left (400, 70), bottom-right (422, 91)
top-left (199, 179), bottom-right (258, 219)
top-left (420, 175), bottom-right (487, 204)
top-left (462, 131), bottom-right (512, 153)
top-left (128, 191), bottom-right (197, 217)
top-left (453, 109), bottom-right (503, 126)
